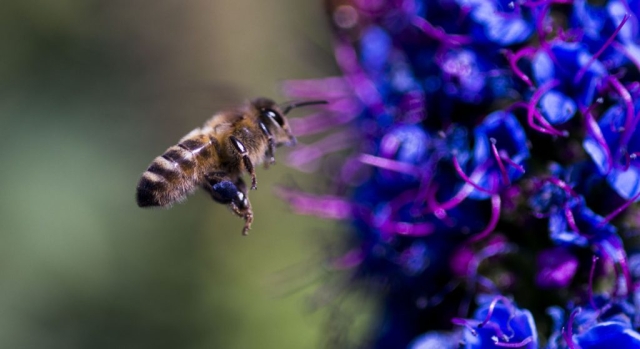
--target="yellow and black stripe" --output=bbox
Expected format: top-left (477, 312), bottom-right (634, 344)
top-left (136, 132), bottom-right (220, 207)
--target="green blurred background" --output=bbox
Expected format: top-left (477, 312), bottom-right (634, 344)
top-left (0, 1), bottom-right (349, 347)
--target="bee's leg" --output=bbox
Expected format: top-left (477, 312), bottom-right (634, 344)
top-left (204, 173), bottom-right (254, 235)
top-left (258, 121), bottom-right (276, 168)
top-left (229, 135), bottom-right (257, 190)
top-left (231, 177), bottom-right (253, 235)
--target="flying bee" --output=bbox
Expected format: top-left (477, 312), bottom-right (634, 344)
top-left (136, 98), bottom-right (327, 235)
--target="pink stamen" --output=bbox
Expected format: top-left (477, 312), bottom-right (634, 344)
top-left (480, 321), bottom-right (509, 341)
top-left (468, 194), bottom-right (502, 243)
top-left (557, 26), bottom-right (583, 42)
top-left (503, 47), bottom-right (537, 87)
top-left (427, 181), bottom-right (475, 213)
top-left (532, 211), bottom-right (552, 219)
top-left (618, 256), bottom-right (633, 296)
top-left (368, 190), bottom-right (437, 238)
top-left (609, 111), bottom-right (623, 133)
top-left (611, 41), bottom-right (640, 73)
top-left (595, 238), bottom-right (631, 299)
top-left (532, 7), bottom-right (565, 71)
top-left (629, 82), bottom-right (640, 96)
top-left (599, 190), bottom-right (640, 225)
top-left (426, 280), bottom-right (461, 307)
top-left (378, 220), bottom-right (434, 237)
top-left (588, 256), bottom-right (599, 311)
top-left (451, 318), bottom-right (478, 336)
top-left (358, 154), bottom-right (421, 176)
top-left (532, 3), bottom-right (550, 38)
top-left (611, 258), bottom-right (622, 297)
top-left (290, 109), bottom-right (359, 137)
top-left (468, 238), bottom-right (516, 278)
top-left (452, 156), bottom-right (495, 194)
top-left (339, 155), bottom-right (366, 186)
top-left (388, 189), bottom-right (421, 213)
top-left (479, 296), bottom-right (515, 330)
top-left (286, 130), bottom-right (355, 172)
top-left (457, 5), bottom-right (471, 26)
top-left (544, 177), bottom-right (579, 198)
top-left (490, 141), bottom-right (511, 185)
top-left (623, 109), bottom-right (640, 151)
top-left (494, 337), bottom-right (534, 348)
top-left (597, 301), bottom-right (614, 316)
top-left (582, 98), bottom-right (603, 116)
top-left (274, 188), bottom-right (352, 220)
top-left (282, 77), bottom-right (352, 99)
top-left (500, 151), bottom-right (525, 173)
top-left (616, 245), bottom-right (633, 297)
top-left (574, 14), bottom-right (630, 84)
top-left (564, 207), bottom-right (581, 234)
top-left (412, 17), bottom-right (472, 46)
top-left (533, 109), bottom-right (568, 137)
top-left (562, 307), bottom-right (581, 349)
top-left (464, 295), bottom-right (518, 342)
top-left (527, 80), bottom-right (570, 137)
top-left (476, 275), bottom-right (501, 294)
top-left (429, 161), bottom-right (493, 212)
top-left (331, 248), bottom-right (364, 270)
top-left (511, 101), bottom-right (565, 136)
top-left (606, 76), bottom-right (636, 148)
top-left (411, 152), bottom-right (443, 214)
top-left (521, 0), bottom-right (573, 6)
top-left (531, 3), bottom-right (557, 64)
top-left (334, 38), bottom-right (387, 116)
top-left (583, 106), bottom-right (614, 174)
top-left (621, 150), bottom-right (632, 171)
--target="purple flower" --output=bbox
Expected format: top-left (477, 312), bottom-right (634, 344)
top-left (280, 1), bottom-right (640, 347)
top-left (536, 247), bottom-right (579, 289)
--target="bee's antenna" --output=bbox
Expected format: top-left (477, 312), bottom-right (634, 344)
top-left (281, 100), bottom-right (328, 115)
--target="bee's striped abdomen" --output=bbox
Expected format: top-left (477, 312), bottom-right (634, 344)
top-left (178, 133), bottom-right (220, 176)
top-left (136, 131), bottom-right (220, 207)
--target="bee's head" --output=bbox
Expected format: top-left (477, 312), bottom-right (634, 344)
top-left (252, 98), bottom-right (327, 147)
top-left (252, 98), bottom-right (296, 146)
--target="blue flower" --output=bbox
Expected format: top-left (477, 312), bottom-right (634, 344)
top-left (458, 296), bottom-right (537, 349)
top-left (546, 197), bottom-right (631, 288)
top-left (370, 124), bottom-right (432, 190)
top-left (531, 41), bottom-right (607, 125)
top-left (574, 321), bottom-right (640, 348)
top-left (456, 0), bottom-right (535, 46)
top-left (409, 331), bottom-right (461, 349)
top-left (570, 0), bottom-right (637, 71)
top-left (461, 110), bottom-right (529, 199)
top-left (549, 305), bottom-right (640, 349)
top-left (584, 102), bottom-right (640, 201)
top-left (548, 200), bottom-right (616, 248)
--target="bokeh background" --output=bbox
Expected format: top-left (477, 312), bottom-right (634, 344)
top-left (0, 1), bottom-right (352, 347)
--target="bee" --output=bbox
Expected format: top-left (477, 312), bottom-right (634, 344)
top-left (136, 98), bottom-right (327, 235)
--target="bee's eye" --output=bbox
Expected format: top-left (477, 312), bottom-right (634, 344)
top-left (263, 109), bottom-right (285, 127)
